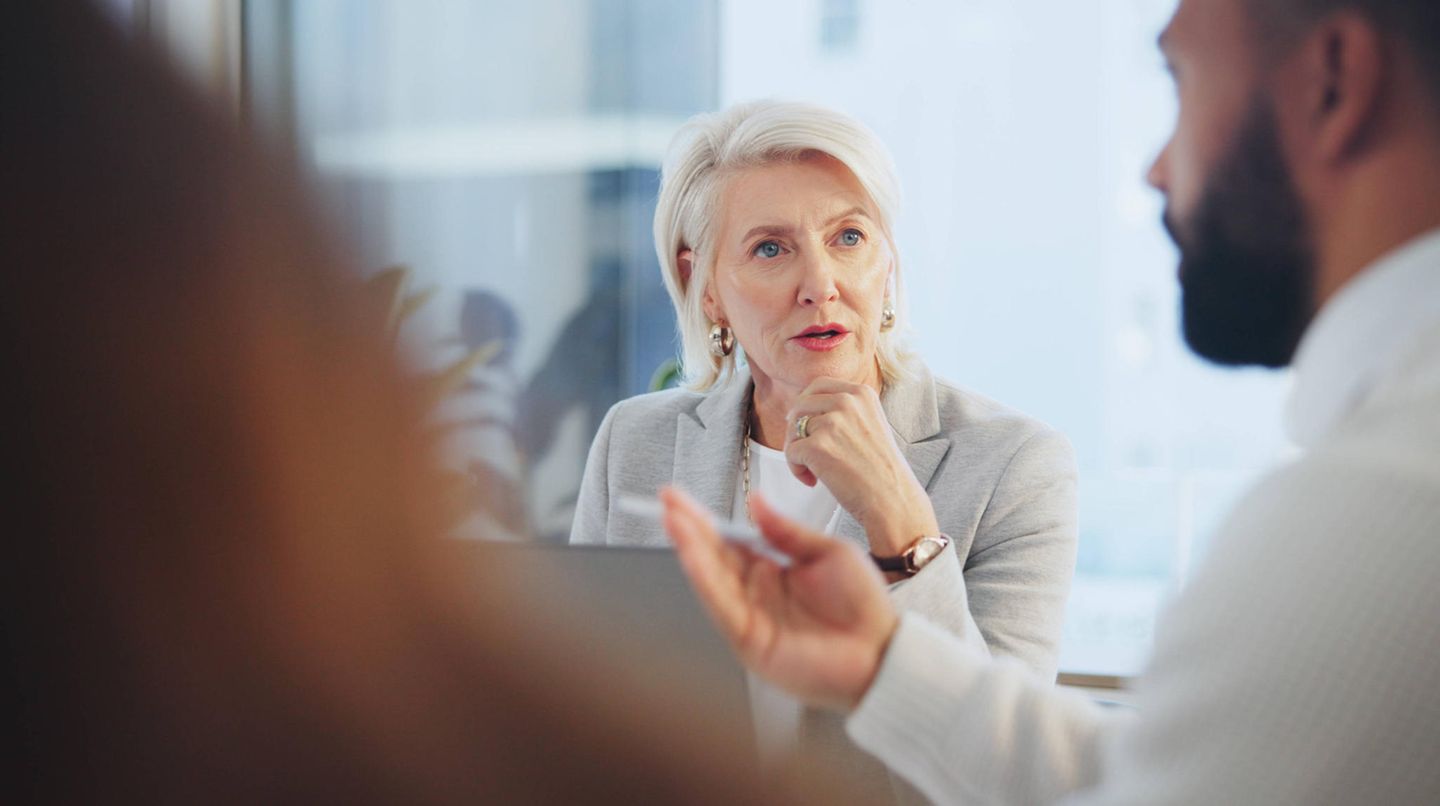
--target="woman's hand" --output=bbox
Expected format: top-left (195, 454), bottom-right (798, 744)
top-left (783, 378), bottom-right (940, 557)
top-left (660, 486), bottom-right (898, 710)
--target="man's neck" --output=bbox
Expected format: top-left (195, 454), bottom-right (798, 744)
top-left (1312, 141), bottom-right (1440, 309)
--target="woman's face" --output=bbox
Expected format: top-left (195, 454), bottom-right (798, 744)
top-left (703, 154), bottom-right (893, 397)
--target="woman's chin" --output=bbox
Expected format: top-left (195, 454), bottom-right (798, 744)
top-left (772, 352), bottom-right (871, 387)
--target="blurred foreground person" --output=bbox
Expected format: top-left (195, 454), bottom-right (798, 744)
top-left (0, 3), bottom-right (836, 803)
top-left (663, 0), bottom-right (1440, 802)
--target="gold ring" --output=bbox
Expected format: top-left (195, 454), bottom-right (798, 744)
top-left (794, 414), bottom-right (811, 440)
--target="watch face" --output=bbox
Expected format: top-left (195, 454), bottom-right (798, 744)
top-left (912, 537), bottom-right (945, 566)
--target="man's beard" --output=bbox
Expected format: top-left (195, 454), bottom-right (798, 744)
top-left (1166, 96), bottom-right (1317, 369)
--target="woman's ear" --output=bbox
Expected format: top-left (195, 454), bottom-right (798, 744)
top-left (677, 249), bottom-right (695, 287)
top-left (701, 282), bottom-right (723, 325)
top-left (686, 249), bottom-right (725, 323)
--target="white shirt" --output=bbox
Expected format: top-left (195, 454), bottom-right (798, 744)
top-left (733, 439), bottom-right (842, 766)
top-left (1286, 229), bottom-right (1440, 446)
top-left (846, 228), bottom-right (1440, 804)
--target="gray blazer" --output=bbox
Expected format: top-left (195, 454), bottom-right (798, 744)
top-left (570, 362), bottom-right (1077, 800)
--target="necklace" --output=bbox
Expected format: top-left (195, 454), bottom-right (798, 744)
top-left (742, 392), bottom-right (754, 524)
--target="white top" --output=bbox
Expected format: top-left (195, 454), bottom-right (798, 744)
top-left (733, 439), bottom-right (842, 766)
top-left (845, 228), bottom-right (1440, 803)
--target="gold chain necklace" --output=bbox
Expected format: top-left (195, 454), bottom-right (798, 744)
top-left (741, 392), bottom-right (754, 524)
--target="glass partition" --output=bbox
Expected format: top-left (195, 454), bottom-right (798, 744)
top-left (246, 0), bottom-right (718, 543)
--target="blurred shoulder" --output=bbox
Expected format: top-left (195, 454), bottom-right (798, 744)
top-left (1205, 397), bottom-right (1440, 583)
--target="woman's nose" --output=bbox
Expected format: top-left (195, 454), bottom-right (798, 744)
top-left (796, 251), bottom-right (840, 306)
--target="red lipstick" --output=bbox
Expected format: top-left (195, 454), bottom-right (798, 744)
top-left (792, 323), bottom-right (850, 352)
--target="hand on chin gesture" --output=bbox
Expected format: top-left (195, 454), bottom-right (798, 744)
top-left (782, 378), bottom-right (940, 557)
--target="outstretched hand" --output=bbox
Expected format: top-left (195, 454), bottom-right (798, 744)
top-left (660, 486), bottom-right (899, 710)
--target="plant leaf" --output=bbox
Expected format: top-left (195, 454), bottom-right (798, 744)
top-left (362, 265), bottom-right (412, 339)
top-left (648, 357), bottom-right (683, 392)
top-left (396, 287), bottom-right (438, 327)
top-left (423, 339), bottom-right (503, 406)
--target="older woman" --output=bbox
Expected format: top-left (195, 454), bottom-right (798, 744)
top-left (571, 100), bottom-right (1076, 797)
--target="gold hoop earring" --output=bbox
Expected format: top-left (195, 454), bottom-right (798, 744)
top-left (709, 322), bottom-right (735, 357)
top-left (879, 301), bottom-right (897, 332)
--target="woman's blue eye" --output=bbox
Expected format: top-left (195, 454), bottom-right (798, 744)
top-left (754, 241), bottom-right (782, 259)
top-left (840, 228), bottom-right (863, 246)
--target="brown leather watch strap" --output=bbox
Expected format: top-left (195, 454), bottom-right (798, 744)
top-left (871, 534), bottom-right (952, 577)
top-left (870, 552), bottom-right (909, 573)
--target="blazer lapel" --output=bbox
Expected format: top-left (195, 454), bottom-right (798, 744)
top-left (672, 368), bottom-right (752, 522)
top-left (833, 362), bottom-right (952, 549)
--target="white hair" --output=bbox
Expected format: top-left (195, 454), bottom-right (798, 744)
top-left (653, 100), bottom-right (913, 391)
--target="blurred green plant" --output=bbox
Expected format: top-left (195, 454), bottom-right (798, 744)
top-left (649, 357), bottom-right (684, 392)
top-left (363, 265), bottom-right (501, 405)
top-left (363, 265), bottom-right (511, 531)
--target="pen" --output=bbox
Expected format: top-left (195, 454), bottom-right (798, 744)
top-left (615, 494), bottom-right (792, 567)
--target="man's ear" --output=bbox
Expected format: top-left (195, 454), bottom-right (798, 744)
top-left (1299, 13), bottom-right (1384, 164)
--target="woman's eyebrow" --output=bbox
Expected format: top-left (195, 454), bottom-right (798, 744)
top-left (739, 223), bottom-right (794, 244)
top-left (822, 206), bottom-right (872, 227)
top-left (738, 207), bottom-right (873, 244)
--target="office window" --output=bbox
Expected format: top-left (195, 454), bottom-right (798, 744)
top-left (248, 0), bottom-right (1297, 677)
top-left (819, 0), bottom-right (862, 54)
top-left (245, 0), bottom-right (718, 543)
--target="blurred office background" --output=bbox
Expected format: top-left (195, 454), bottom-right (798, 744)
top-left (104, 0), bottom-right (1295, 679)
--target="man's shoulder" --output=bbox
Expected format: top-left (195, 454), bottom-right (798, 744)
top-left (1317, 355), bottom-right (1440, 492)
top-left (1129, 411), bottom-right (1440, 805)
top-left (1217, 404), bottom-right (1440, 570)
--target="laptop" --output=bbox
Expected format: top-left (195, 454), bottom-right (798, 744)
top-left (441, 540), bottom-right (754, 740)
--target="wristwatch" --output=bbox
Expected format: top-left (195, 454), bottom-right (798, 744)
top-left (871, 533), bottom-right (952, 577)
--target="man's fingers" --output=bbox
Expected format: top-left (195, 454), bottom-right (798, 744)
top-left (659, 486), bottom-right (721, 549)
top-left (660, 486), bottom-right (749, 577)
top-left (660, 486), bottom-right (757, 644)
top-left (750, 492), bottom-right (836, 563)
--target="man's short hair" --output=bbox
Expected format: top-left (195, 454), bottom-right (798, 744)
top-left (1250, 1), bottom-right (1440, 107)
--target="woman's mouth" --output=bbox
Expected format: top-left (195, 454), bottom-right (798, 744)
top-left (793, 324), bottom-right (850, 352)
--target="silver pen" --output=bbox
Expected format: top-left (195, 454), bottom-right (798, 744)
top-left (615, 494), bottom-right (792, 567)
